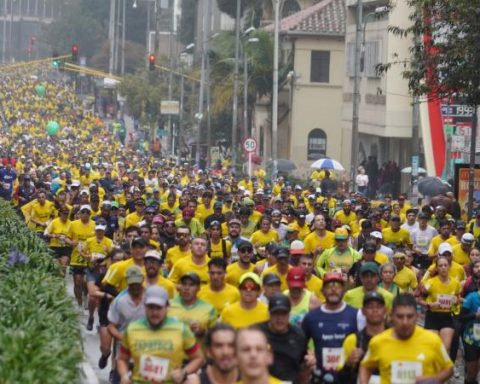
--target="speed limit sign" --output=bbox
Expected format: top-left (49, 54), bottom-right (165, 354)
top-left (243, 137), bottom-right (257, 153)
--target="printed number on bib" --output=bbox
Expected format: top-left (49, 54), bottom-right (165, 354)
top-left (391, 361), bottom-right (422, 384)
top-left (322, 348), bottom-right (342, 371)
top-left (437, 294), bottom-right (455, 309)
top-left (139, 355), bottom-right (169, 383)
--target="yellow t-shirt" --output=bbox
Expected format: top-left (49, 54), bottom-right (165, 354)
top-left (261, 265), bottom-right (292, 291)
top-left (226, 262), bottom-right (255, 287)
top-left (125, 211), bottom-right (143, 228)
top-left (103, 258), bottom-right (145, 292)
top-left (361, 326), bottom-right (453, 383)
top-left (427, 235), bottom-right (456, 256)
top-left (30, 200), bottom-right (55, 231)
top-left (306, 274), bottom-right (325, 302)
top-left (423, 276), bottom-right (461, 313)
top-left (168, 297), bottom-right (218, 334)
top-left (423, 261), bottom-right (466, 283)
top-left (452, 243), bottom-right (470, 266)
top-left (220, 301), bottom-right (269, 329)
top-left (381, 228), bottom-right (412, 248)
top-left (288, 222), bottom-right (311, 241)
top-left (69, 219), bottom-right (96, 266)
top-left (121, 317), bottom-right (198, 383)
top-left (394, 267), bottom-right (418, 292)
top-left (46, 217), bottom-right (72, 247)
top-left (209, 239), bottom-right (232, 259)
top-left (198, 283), bottom-right (240, 313)
top-left (334, 210), bottom-right (357, 226)
top-left (196, 204), bottom-right (214, 224)
top-left (165, 246), bottom-right (192, 269)
top-left (168, 256), bottom-right (210, 285)
top-left (145, 276), bottom-right (176, 299)
top-left (374, 252), bottom-right (389, 265)
top-left (304, 230), bottom-right (335, 255)
top-left (84, 235), bottom-right (114, 267)
top-left (250, 229), bottom-right (280, 249)
top-left (344, 287), bottom-right (393, 311)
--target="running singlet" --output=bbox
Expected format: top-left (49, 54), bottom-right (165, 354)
top-left (302, 303), bottom-right (358, 381)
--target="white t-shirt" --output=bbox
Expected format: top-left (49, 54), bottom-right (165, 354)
top-left (411, 226), bottom-right (438, 254)
top-left (356, 174), bottom-right (369, 187)
top-left (401, 222), bottom-right (419, 236)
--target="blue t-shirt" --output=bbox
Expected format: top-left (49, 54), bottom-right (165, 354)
top-left (462, 291), bottom-right (480, 347)
top-left (302, 303), bottom-right (358, 377)
top-left (0, 168), bottom-right (17, 197)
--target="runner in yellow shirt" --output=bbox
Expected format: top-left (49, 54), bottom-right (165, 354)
top-left (143, 250), bottom-right (176, 298)
top-left (44, 205), bottom-right (72, 269)
top-left (452, 233), bottom-right (475, 266)
top-left (169, 237), bottom-right (210, 285)
top-left (261, 247), bottom-right (292, 291)
top-left (226, 240), bottom-right (256, 286)
top-left (392, 252), bottom-right (418, 292)
top-left (304, 214), bottom-right (335, 257)
top-left (250, 216), bottom-right (279, 251)
top-left (118, 286), bottom-right (204, 384)
top-left (220, 272), bottom-right (269, 329)
top-left (165, 226), bottom-right (192, 269)
top-left (360, 293), bottom-right (453, 384)
top-left (198, 258), bottom-right (240, 313)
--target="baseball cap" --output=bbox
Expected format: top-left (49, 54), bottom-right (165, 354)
top-left (461, 233), bottom-right (475, 244)
top-left (131, 237), bottom-right (147, 247)
top-left (274, 247), bottom-right (290, 259)
top-left (323, 272), bottom-right (345, 285)
top-left (126, 265), bottom-right (144, 285)
top-left (180, 272), bottom-right (201, 285)
top-left (144, 250), bottom-right (162, 260)
top-left (228, 218), bottom-right (241, 226)
top-left (95, 224), bottom-right (107, 231)
top-left (144, 285), bottom-right (169, 307)
top-left (456, 221), bottom-right (467, 230)
top-left (370, 231), bottom-right (383, 240)
top-left (438, 242), bottom-right (453, 255)
top-left (268, 293), bottom-right (291, 313)
top-left (390, 214), bottom-right (401, 221)
top-left (79, 188), bottom-right (90, 196)
top-left (360, 261), bottom-right (379, 275)
top-left (418, 212), bottom-right (429, 220)
top-left (239, 272), bottom-right (262, 287)
top-left (363, 242), bottom-right (377, 253)
top-left (287, 267), bottom-right (306, 288)
top-left (237, 239), bottom-right (253, 251)
top-left (334, 228), bottom-right (349, 240)
top-left (289, 240), bottom-right (305, 255)
top-left (213, 201), bottom-right (223, 209)
top-left (101, 200), bottom-right (112, 207)
top-left (79, 204), bottom-right (92, 212)
top-left (363, 291), bottom-right (385, 306)
top-left (152, 215), bottom-right (165, 225)
top-left (262, 273), bottom-right (281, 286)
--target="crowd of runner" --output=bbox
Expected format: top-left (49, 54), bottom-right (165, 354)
top-left (2, 66), bottom-right (480, 384)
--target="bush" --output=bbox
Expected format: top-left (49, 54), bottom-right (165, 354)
top-left (0, 200), bottom-right (82, 383)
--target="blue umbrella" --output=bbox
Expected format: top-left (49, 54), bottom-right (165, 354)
top-left (310, 158), bottom-right (345, 171)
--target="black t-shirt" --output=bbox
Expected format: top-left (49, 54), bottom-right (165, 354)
top-left (258, 321), bottom-right (307, 383)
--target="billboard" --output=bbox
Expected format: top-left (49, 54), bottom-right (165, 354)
top-left (454, 164), bottom-right (480, 214)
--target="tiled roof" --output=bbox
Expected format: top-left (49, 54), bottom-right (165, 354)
top-left (265, 0), bottom-right (345, 36)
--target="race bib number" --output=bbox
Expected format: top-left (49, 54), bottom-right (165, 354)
top-left (367, 375), bottom-right (380, 384)
top-left (437, 294), bottom-right (455, 309)
top-left (77, 242), bottom-right (86, 252)
top-left (139, 355), bottom-right (169, 383)
top-left (322, 348), bottom-right (342, 371)
top-left (473, 323), bottom-right (480, 340)
top-left (391, 361), bottom-right (422, 384)
top-left (2, 182), bottom-right (10, 190)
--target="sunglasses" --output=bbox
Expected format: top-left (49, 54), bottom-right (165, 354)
top-left (80, 210), bottom-right (90, 214)
top-left (165, 223), bottom-right (175, 227)
top-left (240, 281), bottom-right (260, 291)
top-left (325, 281), bottom-right (343, 288)
top-left (238, 247), bottom-right (253, 253)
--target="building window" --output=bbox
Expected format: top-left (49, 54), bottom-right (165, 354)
top-left (310, 51), bottom-right (330, 83)
top-left (282, 0), bottom-right (301, 17)
top-left (307, 129), bottom-right (327, 160)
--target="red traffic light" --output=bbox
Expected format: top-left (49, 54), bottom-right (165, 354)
top-left (72, 44), bottom-right (78, 53)
top-left (148, 54), bottom-right (155, 70)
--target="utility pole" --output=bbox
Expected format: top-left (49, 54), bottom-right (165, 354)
top-left (350, 0), bottom-right (363, 191)
top-left (167, 0), bottom-right (174, 155)
top-left (154, 0), bottom-right (160, 58)
top-left (121, 0), bottom-right (126, 75)
top-left (196, 0), bottom-right (208, 166)
top-left (272, 0), bottom-right (280, 175)
top-left (177, 70), bottom-right (184, 165)
top-left (231, 0), bottom-right (241, 172)
top-left (243, 45), bottom-right (248, 139)
top-left (467, 106), bottom-right (478, 220)
top-left (205, 0), bottom-right (212, 167)
top-left (108, 0), bottom-right (115, 74)
top-left (2, 0), bottom-right (6, 63)
top-left (114, 0), bottom-right (121, 72)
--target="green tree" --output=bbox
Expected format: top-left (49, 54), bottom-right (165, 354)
top-left (385, 0), bottom-right (480, 218)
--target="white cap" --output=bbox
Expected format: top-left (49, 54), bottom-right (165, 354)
top-left (461, 233), bottom-right (475, 244)
top-left (294, 185), bottom-right (302, 190)
top-left (144, 250), bottom-right (162, 260)
top-left (438, 242), bottom-right (453, 255)
top-left (79, 205), bottom-right (92, 212)
top-left (289, 240), bottom-right (305, 254)
top-left (102, 200), bottom-right (112, 206)
top-left (95, 224), bottom-right (107, 231)
top-left (370, 231), bottom-right (383, 240)
top-left (84, 162), bottom-right (91, 170)
top-left (71, 180), bottom-right (80, 187)
top-left (255, 189), bottom-right (264, 195)
top-left (79, 188), bottom-right (89, 195)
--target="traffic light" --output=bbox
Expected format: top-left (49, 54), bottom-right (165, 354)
top-left (52, 50), bottom-right (61, 69)
top-left (71, 44), bottom-right (79, 63)
top-left (148, 54), bottom-right (155, 71)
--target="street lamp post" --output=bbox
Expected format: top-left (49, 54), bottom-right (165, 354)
top-left (231, 0), bottom-right (241, 172)
top-left (243, 36), bottom-right (259, 140)
top-left (272, 0), bottom-right (280, 176)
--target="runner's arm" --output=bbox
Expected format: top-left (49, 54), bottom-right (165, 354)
top-left (358, 366), bottom-right (373, 384)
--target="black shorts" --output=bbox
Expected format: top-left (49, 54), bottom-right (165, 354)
top-left (424, 311), bottom-right (454, 330)
top-left (70, 266), bottom-right (86, 275)
top-left (51, 246), bottom-right (72, 258)
top-left (98, 297), bottom-right (111, 327)
top-left (464, 342), bottom-right (480, 362)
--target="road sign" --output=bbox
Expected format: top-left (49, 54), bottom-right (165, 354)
top-left (243, 137), bottom-right (257, 153)
top-left (161, 100), bottom-right (179, 115)
top-left (411, 155), bottom-right (419, 176)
